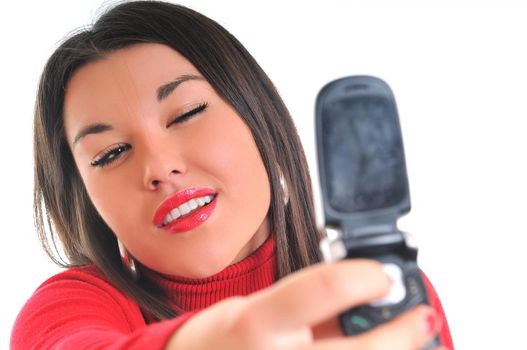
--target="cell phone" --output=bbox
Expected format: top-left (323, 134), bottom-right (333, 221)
top-left (315, 75), bottom-right (440, 349)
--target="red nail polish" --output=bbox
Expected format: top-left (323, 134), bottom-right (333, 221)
top-left (426, 312), bottom-right (438, 334)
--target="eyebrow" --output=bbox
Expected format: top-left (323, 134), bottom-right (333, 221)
top-left (73, 123), bottom-right (113, 146)
top-left (157, 74), bottom-right (204, 102)
top-left (72, 74), bottom-right (204, 146)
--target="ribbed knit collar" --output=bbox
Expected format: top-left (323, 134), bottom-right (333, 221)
top-left (143, 234), bottom-right (276, 312)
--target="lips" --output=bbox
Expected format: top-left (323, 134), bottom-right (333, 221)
top-left (153, 187), bottom-right (217, 234)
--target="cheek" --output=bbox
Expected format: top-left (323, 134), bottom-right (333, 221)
top-left (80, 170), bottom-right (141, 233)
top-left (201, 117), bottom-right (269, 190)
top-left (192, 111), bottom-right (271, 214)
top-left (85, 181), bottom-right (117, 223)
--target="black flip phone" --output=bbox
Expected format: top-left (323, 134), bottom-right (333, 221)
top-left (315, 76), bottom-right (440, 349)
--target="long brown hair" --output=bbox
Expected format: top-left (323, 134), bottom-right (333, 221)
top-left (35, 1), bottom-right (321, 320)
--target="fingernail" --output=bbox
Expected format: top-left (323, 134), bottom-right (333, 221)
top-left (425, 310), bottom-right (440, 335)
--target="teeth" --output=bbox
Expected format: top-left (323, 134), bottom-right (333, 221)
top-left (188, 199), bottom-right (198, 210)
top-left (168, 207), bottom-right (181, 220)
top-left (179, 203), bottom-right (191, 215)
top-left (162, 195), bottom-right (214, 226)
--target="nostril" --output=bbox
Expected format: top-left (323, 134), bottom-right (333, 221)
top-left (148, 169), bottom-right (179, 189)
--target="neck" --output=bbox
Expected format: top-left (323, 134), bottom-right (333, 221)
top-left (143, 233), bottom-right (276, 312)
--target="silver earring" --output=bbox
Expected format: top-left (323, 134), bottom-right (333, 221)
top-left (279, 169), bottom-right (289, 205)
top-left (117, 239), bottom-right (139, 280)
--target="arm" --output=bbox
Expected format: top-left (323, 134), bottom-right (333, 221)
top-left (166, 260), bottom-right (445, 350)
top-left (10, 267), bottom-right (194, 350)
top-left (13, 262), bottom-right (447, 350)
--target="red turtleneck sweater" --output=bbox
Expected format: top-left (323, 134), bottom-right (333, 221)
top-left (11, 235), bottom-right (453, 349)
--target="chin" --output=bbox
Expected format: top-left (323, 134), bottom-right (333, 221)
top-left (176, 260), bottom-right (232, 279)
top-left (175, 249), bottom-right (238, 279)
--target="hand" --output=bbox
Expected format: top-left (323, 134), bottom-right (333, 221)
top-left (166, 259), bottom-right (445, 350)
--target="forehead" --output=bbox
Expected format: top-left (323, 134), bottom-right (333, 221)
top-left (66, 43), bottom-right (200, 100)
top-left (63, 43), bottom-right (202, 138)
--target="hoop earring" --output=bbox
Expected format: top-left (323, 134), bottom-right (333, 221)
top-left (279, 169), bottom-right (289, 205)
top-left (117, 239), bottom-right (139, 280)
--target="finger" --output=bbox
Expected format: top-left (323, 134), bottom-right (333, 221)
top-left (248, 259), bottom-right (391, 330)
top-left (307, 305), bottom-right (441, 350)
top-left (354, 305), bottom-right (441, 349)
top-left (312, 316), bottom-right (343, 339)
top-left (351, 305), bottom-right (441, 350)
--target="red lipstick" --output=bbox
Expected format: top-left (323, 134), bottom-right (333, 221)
top-left (153, 187), bottom-right (217, 234)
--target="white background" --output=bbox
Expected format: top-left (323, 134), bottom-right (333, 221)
top-left (1, 1), bottom-right (526, 348)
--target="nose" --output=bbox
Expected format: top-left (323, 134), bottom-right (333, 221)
top-left (142, 145), bottom-right (186, 191)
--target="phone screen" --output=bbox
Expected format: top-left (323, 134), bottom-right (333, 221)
top-left (321, 95), bottom-right (407, 213)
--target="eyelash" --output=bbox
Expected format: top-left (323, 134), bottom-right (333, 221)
top-left (166, 102), bottom-right (208, 128)
top-left (90, 103), bottom-right (208, 168)
top-left (91, 143), bottom-right (131, 168)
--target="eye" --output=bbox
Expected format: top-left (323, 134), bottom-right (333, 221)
top-left (166, 102), bottom-right (208, 128)
top-left (91, 143), bottom-right (131, 168)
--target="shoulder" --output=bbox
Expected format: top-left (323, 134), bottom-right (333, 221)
top-left (31, 265), bottom-right (136, 308)
top-left (25, 264), bottom-right (142, 319)
top-left (36, 264), bottom-right (115, 293)
top-left (11, 265), bottom-right (145, 348)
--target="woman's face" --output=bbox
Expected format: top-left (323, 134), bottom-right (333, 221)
top-left (63, 43), bottom-right (271, 278)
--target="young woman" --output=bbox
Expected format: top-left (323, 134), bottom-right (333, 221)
top-left (11, 2), bottom-right (453, 349)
